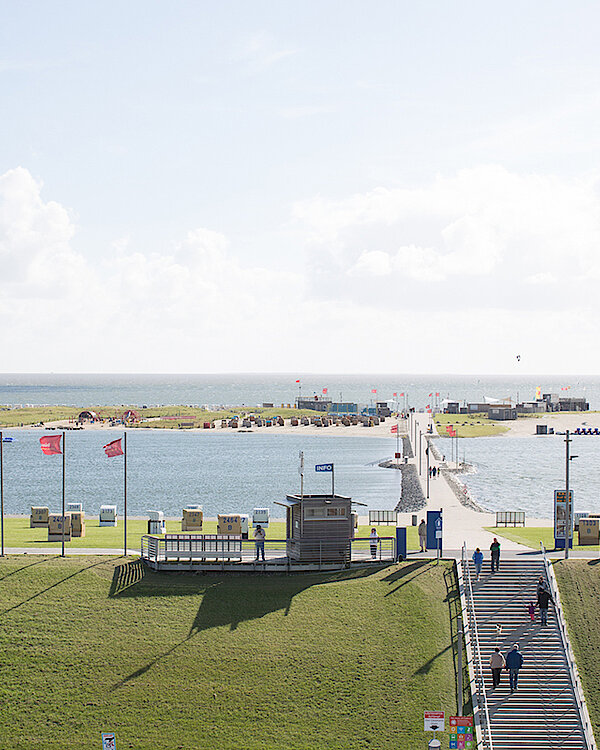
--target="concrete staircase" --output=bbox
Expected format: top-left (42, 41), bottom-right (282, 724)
top-left (466, 558), bottom-right (587, 749)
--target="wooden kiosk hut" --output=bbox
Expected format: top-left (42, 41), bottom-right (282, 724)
top-left (275, 494), bottom-right (366, 563)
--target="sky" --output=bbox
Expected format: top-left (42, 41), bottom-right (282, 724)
top-left (2, 0), bottom-right (600, 374)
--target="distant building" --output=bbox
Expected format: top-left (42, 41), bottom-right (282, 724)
top-left (444, 401), bottom-right (460, 414)
top-left (468, 403), bottom-right (491, 413)
top-left (559, 397), bottom-right (589, 412)
top-left (488, 406), bottom-right (517, 421)
top-left (376, 401), bottom-right (392, 417)
top-left (296, 396), bottom-right (332, 412)
top-left (329, 402), bottom-right (358, 414)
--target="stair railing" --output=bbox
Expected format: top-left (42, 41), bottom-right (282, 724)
top-left (541, 542), bottom-right (598, 750)
top-left (460, 543), bottom-right (494, 750)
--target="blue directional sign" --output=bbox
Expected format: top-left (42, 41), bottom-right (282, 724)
top-left (315, 463), bottom-right (333, 472)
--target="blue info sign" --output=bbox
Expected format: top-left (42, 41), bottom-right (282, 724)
top-left (315, 464), bottom-right (333, 472)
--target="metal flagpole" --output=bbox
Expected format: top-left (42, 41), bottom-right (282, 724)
top-left (419, 430), bottom-right (422, 474)
top-left (426, 438), bottom-right (430, 499)
top-left (331, 464), bottom-right (335, 497)
top-left (61, 431), bottom-right (65, 558)
top-left (0, 431), bottom-right (4, 557)
top-left (124, 432), bottom-right (128, 556)
top-left (565, 430), bottom-right (570, 560)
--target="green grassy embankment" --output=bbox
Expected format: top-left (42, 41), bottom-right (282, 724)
top-left (484, 526), bottom-right (600, 551)
top-left (0, 557), bottom-right (464, 749)
top-left (554, 560), bottom-right (600, 734)
top-left (0, 405), bottom-right (325, 429)
top-left (433, 413), bottom-right (510, 438)
top-left (2, 518), bottom-right (421, 551)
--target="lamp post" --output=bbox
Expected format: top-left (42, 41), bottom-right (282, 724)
top-left (419, 430), bottom-right (422, 475)
top-left (564, 430), bottom-right (578, 560)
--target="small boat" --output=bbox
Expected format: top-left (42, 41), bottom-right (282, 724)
top-left (2, 437), bottom-right (14, 442)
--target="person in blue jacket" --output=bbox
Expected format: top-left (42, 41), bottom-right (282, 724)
top-left (505, 644), bottom-right (524, 691)
top-left (472, 548), bottom-right (484, 580)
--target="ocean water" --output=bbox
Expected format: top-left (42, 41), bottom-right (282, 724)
top-left (458, 434), bottom-right (600, 518)
top-left (0, 430), bottom-right (402, 518)
top-left (0, 373), bottom-right (597, 409)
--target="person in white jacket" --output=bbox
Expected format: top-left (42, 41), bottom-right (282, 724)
top-left (254, 524), bottom-right (266, 561)
top-left (369, 528), bottom-right (379, 559)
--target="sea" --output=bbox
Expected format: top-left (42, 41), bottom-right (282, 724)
top-left (0, 373), bottom-right (599, 520)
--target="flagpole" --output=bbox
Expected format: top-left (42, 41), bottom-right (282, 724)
top-left (1, 430), bottom-right (4, 558)
top-left (124, 431), bottom-right (127, 556)
top-left (61, 431), bottom-right (65, 558)
top-left (331, 464), bottom-right (335, 497)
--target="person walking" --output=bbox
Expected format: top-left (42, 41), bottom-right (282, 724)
top-left (418, 519), bottom-right (427, 552)
top-left (537, 584), bottom-right (554, 626)
top-left (472, 548), bottom-right (484, 580)
top-left (254, 524), bottom-right (266, 562)
top-left (490, 538), bottom-right (501, 573)
top-left (505, 644), bottom-right (523, 692)
top-left (369, 527), bottom-right (379, 559)
top-left (490, 647), bottom-right (505, 689)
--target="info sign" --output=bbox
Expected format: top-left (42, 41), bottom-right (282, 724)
top-left (448, 716), bottom-right (474, 749)
top-left (424, 711), bottom-right (445, 732)
top-left (101, 733), bottom-right (116, 750)
top-left (554, 489), bottom-right (574, 542)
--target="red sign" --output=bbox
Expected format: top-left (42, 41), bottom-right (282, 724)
top-left (40, 435), bottom-right (62, 455)
top-left (395, 452), bottom-right (401, 458)
top-left (424, 711), bottom-right (445, 731)
top-left (449, 716), bottom-right (473, 727)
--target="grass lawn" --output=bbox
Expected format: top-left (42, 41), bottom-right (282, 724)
top-left (484, 526), bottom-right (600, 551)
top-left (554, 560), bottom-right (600, 735)
top-left (0, 557), bottom-right (465, 749)
top-left (433, 413), bottom-right (510, 438)
top-left (3, 518), bottom-right (422, 552)
top-left (0, 405), bottom-right (324, 429)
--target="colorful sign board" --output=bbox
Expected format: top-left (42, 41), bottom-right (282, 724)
top-left (554, 489), bottom-right (573, 546)
top-left (448, 717), bottom-right (474, 748)
top-left (101, 733), bottom-right (116, 750)
top-left (424, 711), bottom-right (445, 731)
top-left (315, 463), bottom-right (333, 472)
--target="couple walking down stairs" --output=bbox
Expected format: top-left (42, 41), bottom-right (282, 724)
top-left (461, 555), bottom-right (596, 750)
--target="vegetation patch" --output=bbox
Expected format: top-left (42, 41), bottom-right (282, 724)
top-left (484, 526), bottom-right (599, 551)
top-left (554, 560), bottom-right (600, 734)
top-left (0, 557), bottom-right (462, 749)
top-left (434, 414), bottom-right (510, 438)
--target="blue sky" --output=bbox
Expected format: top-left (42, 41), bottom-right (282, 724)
top-left (2, 1), bottom-right (600, 373)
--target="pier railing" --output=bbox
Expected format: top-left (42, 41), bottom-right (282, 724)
top-left (141, 534), bottom-right (397, 566)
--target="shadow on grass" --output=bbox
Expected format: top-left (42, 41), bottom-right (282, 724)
top-left (0, 556), bottom-right (56, 581)
top-left (444, 564), bottom-right (473, 715)
top-left (382, 561), bottom-right (431, 596)
top-left (1, 556), bottom-right (122, 616)
top-left (111, 564), bottom-right (381, 689)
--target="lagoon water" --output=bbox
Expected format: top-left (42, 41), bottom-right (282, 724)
top-left (458, 434), bottom-right (600, 518)
top-left (1, 430), bottom-right (402, 518)
top-left (2, 374), bottom-right (600, 521)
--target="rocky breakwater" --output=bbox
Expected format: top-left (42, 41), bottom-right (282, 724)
top-left (378, 459), bottom-right (426, 512)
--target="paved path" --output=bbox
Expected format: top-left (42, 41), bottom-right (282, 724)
top-left (396, 413), bottom-right (545, 552)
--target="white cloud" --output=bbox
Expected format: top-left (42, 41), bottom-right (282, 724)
top-left (3, 165), bottom-right (600, 374)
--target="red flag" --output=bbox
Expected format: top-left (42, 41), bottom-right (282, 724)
top-left (446, 425), bottom-right (453, 433)
top-left (393, 392), bottom-right (397, 397)
top-left (391, 424), bottom-right (398, 434)
top-left (371, 388), bottom-right (377, 394)
top-left (295, 379), bottom-right (300, 383)
top-left (40, 435), bottom-right (62, 455)
top-left (104, 439), bottom-right (124, 457)
top-left (399, 392), bottom-right (404, 397)
top-left (428, 392), bottom-right (433, 397)
top-left (322, 388), bottom-right (328, 394)
top-left (435, 392), bottom-right (439, 397)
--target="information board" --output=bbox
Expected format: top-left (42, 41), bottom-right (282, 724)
top-left (101, 733), bottom-right (116, 750)
top-left (554, 489), bottom-right (573, 542)
top-left (424, 711), bottom-right (445, 731)
top-left (448, 717), bottom-right (474, 749)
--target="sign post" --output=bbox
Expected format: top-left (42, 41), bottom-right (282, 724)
top-left (101, 733), bottom-right (116, 750)
top-left (448, 715), bottom-right (474, 749)
top-left (554, 489), bottom-right (573, 550)
top-left (315, 463), bottom-right (334, 496)
top-left (435, 515), bottom-right (443, 561)
top-left (424, 710), bottom-right (444, 747)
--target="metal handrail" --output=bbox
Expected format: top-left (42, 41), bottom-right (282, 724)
top-left (540, 543), bottom-right (598, 750)
top-left (461, 543), bottom-right (494, 750)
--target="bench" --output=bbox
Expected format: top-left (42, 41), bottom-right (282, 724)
top-left (495, 511), bottom-right (525, 527)
top-left (369, 510), bottom-right (397, 525)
